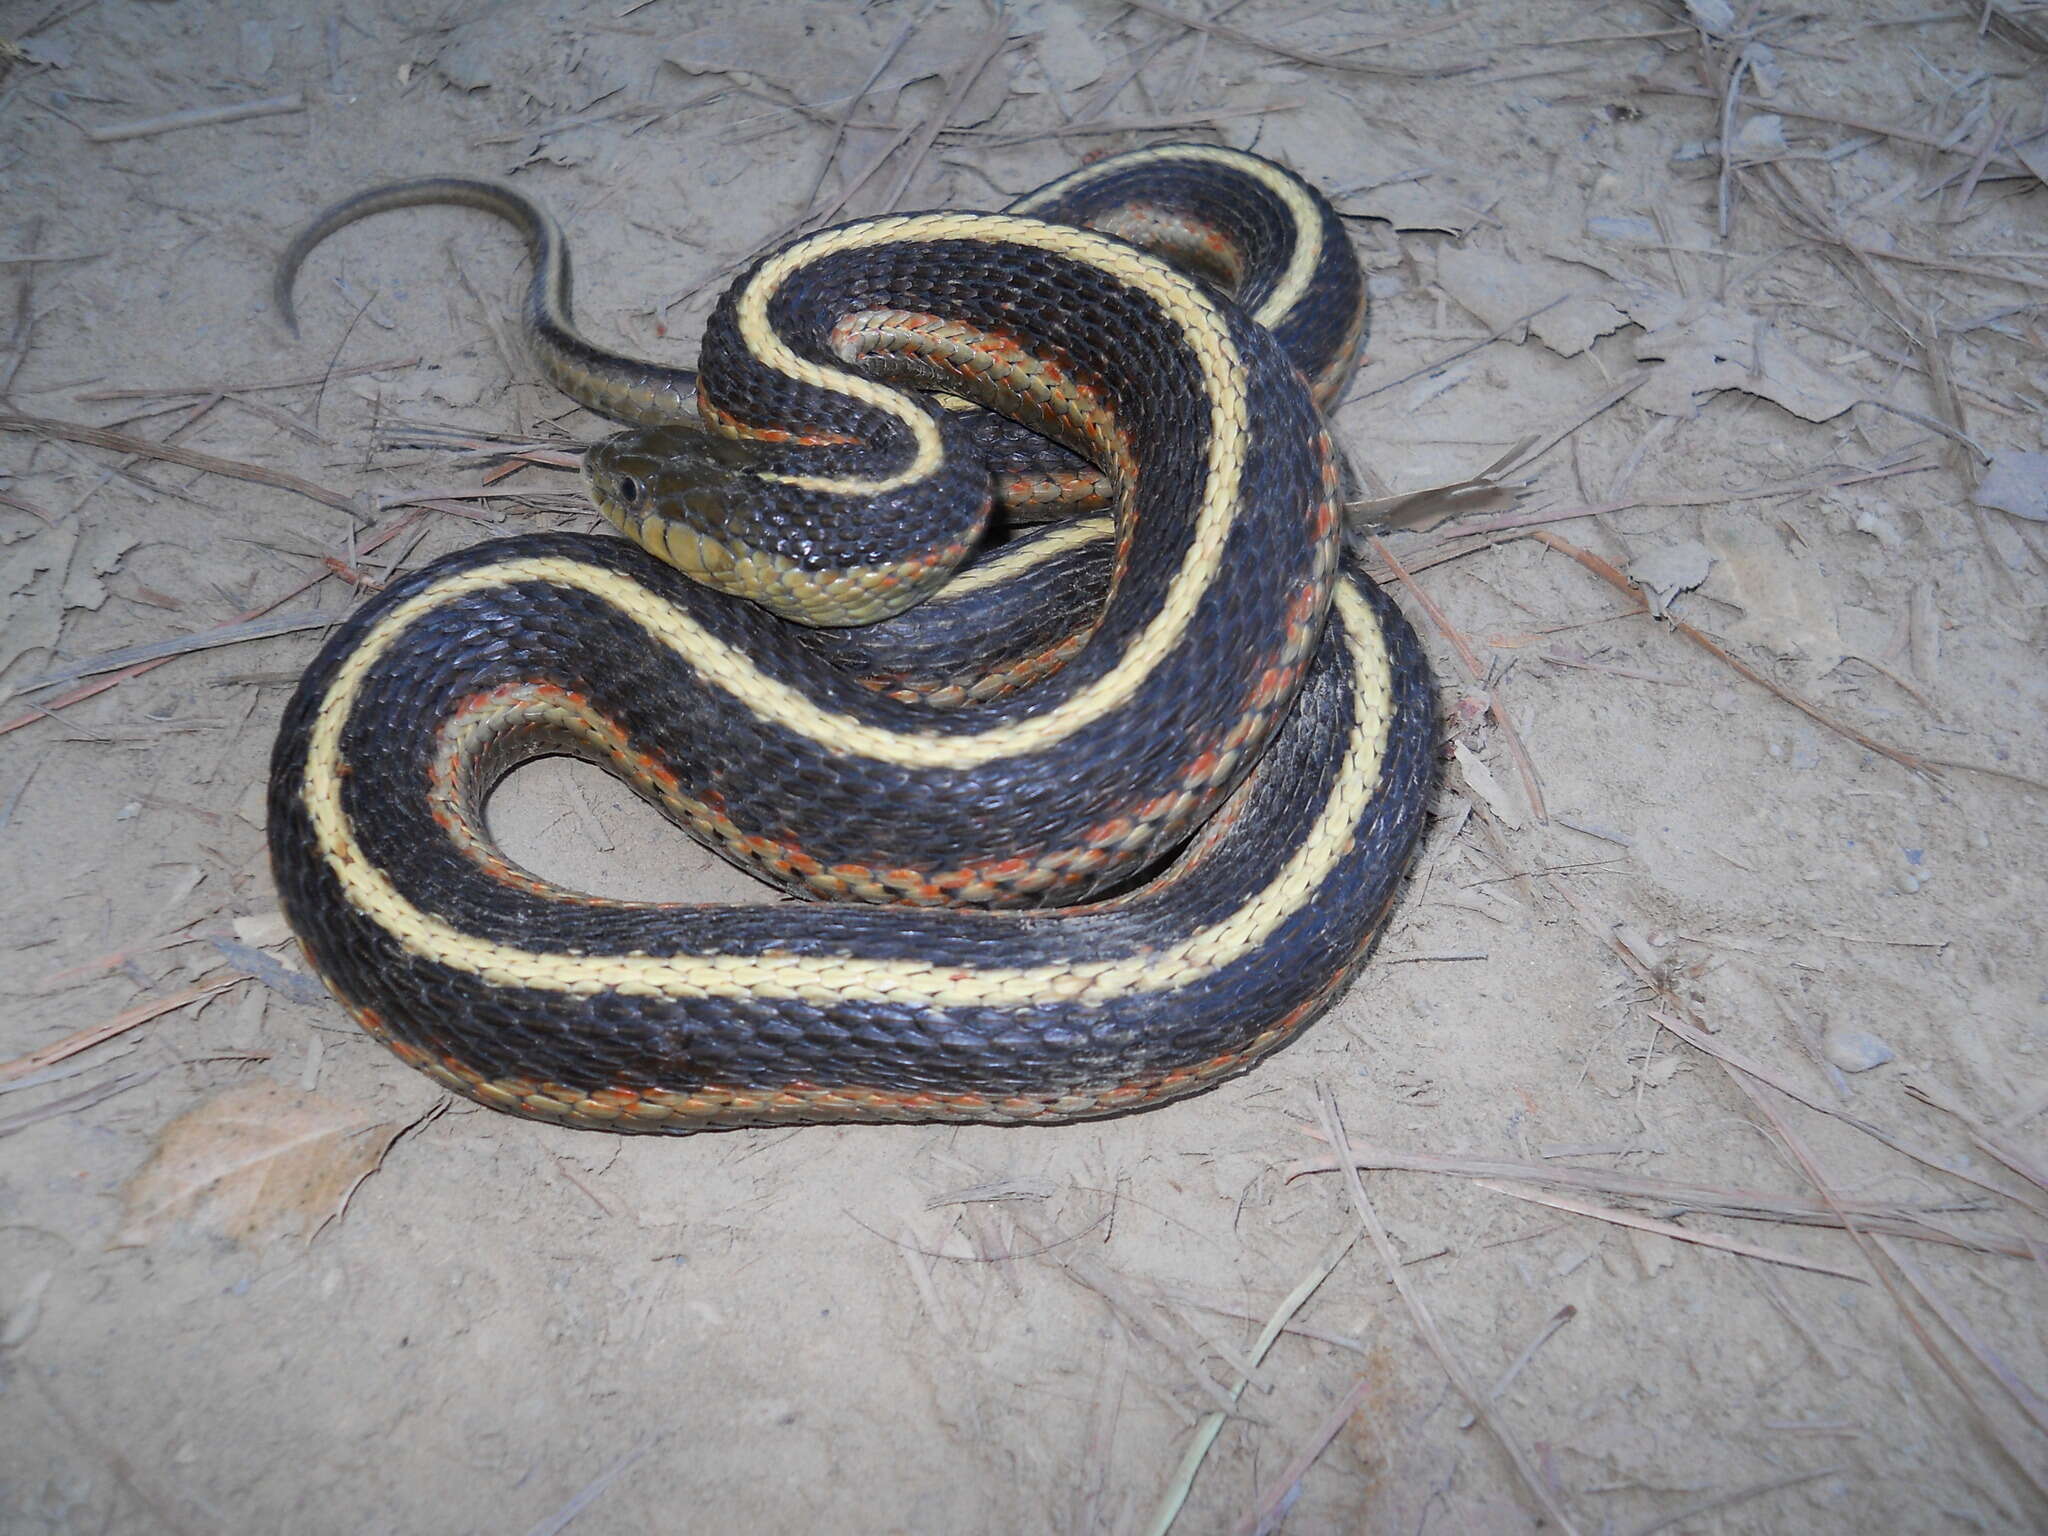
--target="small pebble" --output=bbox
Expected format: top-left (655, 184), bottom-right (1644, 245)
top-left (1824, 1028), bottom-right (1895, 1073)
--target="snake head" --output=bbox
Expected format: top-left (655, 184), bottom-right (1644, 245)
top-left (583, 428), bottom-right (752, 557)
top-left (583, 424), bottom-right (984, 627)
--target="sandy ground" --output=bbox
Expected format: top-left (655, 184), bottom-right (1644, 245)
top-left (3, 0), bottom-right (2047, 1531)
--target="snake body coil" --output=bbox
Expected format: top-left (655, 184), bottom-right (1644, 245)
top-left (268, 147), bottom-right (1434, 1133)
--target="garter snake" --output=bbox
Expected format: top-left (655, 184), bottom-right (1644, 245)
top-left (268, 147), bottom-right (1434, 1132)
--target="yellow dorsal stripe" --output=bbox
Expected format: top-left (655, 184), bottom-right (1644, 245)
top-left (925, 517), bottom-right (1113, 602)
top-left (300, 581), bottom-right (1393, 1007)
top-left (728, 212), bottom-right (1241, 499)
top-left (1010, 145), bottom-right (1325, 333)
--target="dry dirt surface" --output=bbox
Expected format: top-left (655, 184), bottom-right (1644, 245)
top-left (3, 0), bottom-right (2047, 1532)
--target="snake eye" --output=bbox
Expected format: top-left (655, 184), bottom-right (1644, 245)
top-left (616, 475), bottom-right (642, 506)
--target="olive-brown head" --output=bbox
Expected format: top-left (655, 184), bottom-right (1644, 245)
top-left (583, 426), bottom-right (970, 627)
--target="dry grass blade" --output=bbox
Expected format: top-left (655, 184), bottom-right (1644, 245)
top-left (0, 413), bottom-right (361, 515)
top-left (1475, 1180), bottom-right (1866, 1282)
top-left (1653, 1012), bottom-right (2048, 1223)
top-left (1288, 1141), bottom-right (2024, 1258)
top-left (1624, 1465), bottom-right (1844, 1536)
top-left (1142, 1237), bottom-right (1356, 1536)
top-left (1315, 1088), bottom-right (1583, 1535)
top-left (0, 977), bottom-right (247, 1085)
top-left (0, 508), bottom-right (426, 738)
top-left (1527, 529), bottom-right (1939, 778)
top-left (1727, 1074), bottom-right (2048, 1506)
top-left (5, 613), bottom-right (333, 701)
top-left (1231, 1371), bottom-right (1379, 1536)
top-left (1118, 0), bottom-right (1478, 78)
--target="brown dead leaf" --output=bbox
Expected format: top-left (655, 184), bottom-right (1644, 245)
top-left (115, 1081), bottom-right (405, 1249)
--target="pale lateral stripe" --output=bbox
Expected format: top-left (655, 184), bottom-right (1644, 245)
top-left (731, 212), bottom-right (1237, 499)
top-left (319, 539), bottom-right (1256, 766)
top-left (924, 516), bottom-right (1113, 602)
top-left (1009, 145), bottom-right (1325, 333)
top-left (301, 581), bottom-right (1393, 1007)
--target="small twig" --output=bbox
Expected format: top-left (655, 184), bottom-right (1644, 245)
top-left (962, 102), bottom-right (1304, 146)
top-left (1231, 1371), bottom-right (1380, 1536)
top-left (1653, 1013), bottom-right (2048, 1223)
top-left (0, 488), bottom-right (58, 524)
top-left (1747, 1262), bottom-right (1848, 1377)
top-left (0, 509), bottom-right (425, 738)
top-left (83, 92), bottom-right (305, 143)
top-left (75, 356), bottom-right (420, 402)
top-left (521, 1443), bottom-right (651, 1536)
top-left (0, 1070), bottom-right (156, 1139)
top-left (1288, 1142), bottom-right (2013, 1254)
top-left (800, 4), bottom-right (926, 217)
top-left (2, 214), bottom-right (43, 396)
top-left (35, 926), bottom-right (210, 993)
top-left (1905, 1080), bottom-right (2048, 1196)
top-left (29, 1376), bottom-right (208, 1536)
top-left (808, 124), bottom-right (917, 226)
top-left (0, 249), bottom-right (105, 265)
top-left (1637, 83), bottom-right (2028, 172)
top-left (1946, 106), bottom-right (2013, 222)
top-left (1413, 455), bottom-right (1936, 542)
top-left (1013, 1211), bottom-right (1241, 1420)
top-left (1501, 370), bottom-right (1650, 477)
top-left (1715, 47), bottom-right (1753, 237)
top-left (1350, 298), bottom-right (1569, 402)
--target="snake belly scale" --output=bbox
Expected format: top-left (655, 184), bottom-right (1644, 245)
top-left (267, 147), bottom-right (1435, 1132)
